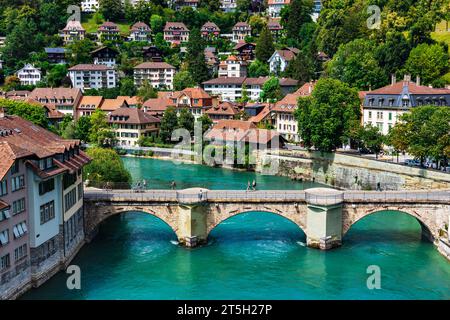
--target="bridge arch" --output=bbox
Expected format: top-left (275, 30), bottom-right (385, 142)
top-left (206, 204), bottom-right (308, 240)
top-left (343, 207), bottom-right (435, 242)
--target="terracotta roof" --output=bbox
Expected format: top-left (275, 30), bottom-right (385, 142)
top-left (368, 81), bottom-right (450, 95)
top-left (233, 22), bottom-right (251, 30)
top-left (109, 107), bottom-right (160, 125)
top-left (0, 115), bottom-right (88, 180)
top-left (117, 96), bottom-right (141, 106)
top-left (142, 97), bottom-right (174, 113)
top-left (63, 20), bottom-right (85, 31)
top-left (274, 48), bottom-right (299, 62)
top-left (201, 22), bottom-right (220, 32)
top-left (268, 19), bottom-right (283, 30)
top-left (98, 21), bottom-right (119, 31)
top-left (244, 77), bottom-right (269, 86)
top-left (359, 91), bottom-right (369, 100)
top-left (249, 104), bottom-right (272, 123)
top-left (30, 88), bottom-right (81, 101)
top-left (164, 22), bottom-right (189, 31)
top-left (101, 99), bottom-right (128, 112)
top-left (233, 42), bottom-right (255, 50)
top-left (134, 62), bottom-right (175, 69)
top-left (268, 0), bottom-right (290, 4)
top-left (68, 64), bottom-right (112, 71)
top-left (172, 88), bottom-right (211, 100)
top-left (77, 96), bottom-right (104, 110)
top-left (131, 22), bottom-right (151, 31)
top-left (273, 81), bottom-right (316, 113)
top-left (206, 102), bottom-right (239, 116)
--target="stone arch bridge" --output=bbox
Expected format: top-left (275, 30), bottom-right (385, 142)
top-left (84, 188), bottom-right (450, 256)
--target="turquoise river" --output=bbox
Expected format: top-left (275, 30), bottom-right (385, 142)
top-left (23, 157), bottom-right (450, 300)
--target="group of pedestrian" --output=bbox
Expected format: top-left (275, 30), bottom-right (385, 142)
top-left (134, 179), bottom-right (147, 192)
top-left (246, 180), bottom-right (257, 191)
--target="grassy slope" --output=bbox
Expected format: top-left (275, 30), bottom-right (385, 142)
top-left (431, 21), bottom-right (450, 82)
top-left (81, 14), bottom-right (130, 34)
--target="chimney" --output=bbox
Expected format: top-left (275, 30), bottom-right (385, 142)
top-left (0, 107), bottom-right (5, 118)
top-left (416, 75), bottom-right (420, 86)
top-left (391, 74), bottom-right (396, 85)
top-left (404, 74), bottom-right (411, 82)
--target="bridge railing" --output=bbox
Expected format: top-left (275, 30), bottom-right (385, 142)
top-left (343, 190), bottom-right (450, 202)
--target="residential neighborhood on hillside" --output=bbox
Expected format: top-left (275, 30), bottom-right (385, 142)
top-left (0, 0), bottom-right (449, 304)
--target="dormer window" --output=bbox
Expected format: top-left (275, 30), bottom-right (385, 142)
top-left (378, 99), bottom-right (384, 106)
top-left (402, 98), bottom-right (409, 107)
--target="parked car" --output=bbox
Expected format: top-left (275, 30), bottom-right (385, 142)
top-left (405, 159), bottom-right (421, 166)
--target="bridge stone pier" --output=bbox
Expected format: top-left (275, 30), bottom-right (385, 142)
top-left (83, 188), bottom-right (450, 259)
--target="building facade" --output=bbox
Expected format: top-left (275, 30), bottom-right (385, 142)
top-left (16, 64), bottom-right (41, 86)
top-left (163, 22), bottom-right (190, 46)
top-left (129, 22), bottom-right (152, 42)
top-left (68, 64), bottom-right (117, 92)
top-left (218, 55), bottom-right (248, 78)
top-left (134, 62), bottom-right (176, 90)
top-left (268, 48), bottom-right (299, 74)
top-left (232, 22), bottom-right (251, 43)
top-left (61, 20), bottom-right (86, 45)
top-left (91, 46), bottom-right (119, 67)
top-left (201, 22), bottom-right (221, 40)
top-left (29, 88), bottom-right (83, 117)
top-left (268, 0), bottom-right (290, 18)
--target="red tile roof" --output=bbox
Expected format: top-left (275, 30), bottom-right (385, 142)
top-left (205, 102), bottom-right (239, 116)
top-left (69, 64), bottom-right (112, 71)
top-left (134, 62), bottom-right (175, 69)
top-left (108, 107), bottom-right (160, 125)
top-left (164, 22), bottom-right (189, 31)
top-left (368, 81), bottom-right (450, 95)
top-left (272, 81), bottom-right (316, 113)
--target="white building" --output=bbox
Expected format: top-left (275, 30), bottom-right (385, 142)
top-left (268, 0), bottom-right (291, 18)
top-left (81, 0), bottom-right (99, 12)
top-left (134, 62), bottom-right (176, 90)
top-left (218, 55), bottom-right (247, 78)
top-left (16, 64), bottom-right (41, 86)
top-left (268, 48), bottom-right (299, 74)
top-left (68, 64), bottom-right (117, 92)
top-left (129, 22), bottom-right (152, 42)
top-left (232, 22), bottom-right (251, 43)
top-left (220, 0), bottom-right (237, 12)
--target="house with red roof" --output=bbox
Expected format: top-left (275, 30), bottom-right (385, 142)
top-left (134, 62), bottom-right (176, 90)
top-left (97, 21), bottom-right (120, 41)
top-left (129, 22), bottom-right (152, 42)
top-left (268, 47), bottom-right (300, 74)
top-left (163, 22), bottom-right (190, 46)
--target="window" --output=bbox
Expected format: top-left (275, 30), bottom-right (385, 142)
top-left (388, 112), bottom-right (392, 121)
top-left (13, 222), bottom-right (27, 239)
top-left (39, 179), bottom-right (55, 195)
top-left (11, 175), bottom-right (25, 192)
top-left (12, 198), bottom-right (25, 215)
top-left (63, 173), bottom-right (77, 190)
top-left (368, 111), bottom-right (372, 119)
top-left (14, 244), bottom-right (27, 262)
top-left (40, 201), bottom-right (55, 225)
top-left (0, 180), bottom-right (7, 196)
top-left (0, 229), bottom-right (9, 246)
top-left (65, 188), bottom-right (77, 213)
top-left (0, 209), bottom-right (11, 221)
top-left (11, 161), bottom-right (19, 175)
top-left (0, 254), bottom-right (10, 271)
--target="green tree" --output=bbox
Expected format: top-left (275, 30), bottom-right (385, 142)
top-left (177, 107), bottom-right (195, 135)
top-left (47, 65), bottom-right (69, 87)
top-left (186, 28), bottom-right (210, 85)
top-left (160, 106), bottom-right (178, 143)
top-left (74, 116), bottom-right (92, 143)
top-left (173, 70), bottom-right (196, 91)
top-left (119, 77), bottom-right (137, 97)
top-left (150, 14), bottom-right (165, 33)
top-left (327, 39), bottom-right (388, 90)
top-left (58, 114), bottom-right (73, 136)
top-left (4, 75), bottom-right (20, 91)
top-left (240, 83), bottom-right (250, 103)
top-left (260, 77), bottom-right (282, 102)
top-left (99, 0), bottom-right (123, 21)
top-left (197, 113), bottom-right (213, 135)
top-left (84, 147), bottom-right (131, 186)
top-left (255, 25), bottom-right (275, 63)
top-left (137, 80), bottom-right (158, 104)
top-left (248, 59), bottom-right (269, 77)
top-left (199, 0), bottom-right (221, 12)
top-left (294, 78), bottom-right (361, 152)
top-left (0, 99), bottom-right (48, 128)
top-left (280, 0), bottom-right (313, 44)
top-left (89, 109), bottom-right (116, 147)
top-left (357, 124), bottom-right (385, 158)
top-left (374, 32), bottom-right (411, 76)
top-left (284, 50), bottom-right (315, 84)
top-left (405, 43), bottom-right (449, 87)
top-left (67, 39), bottom-right (96, 65)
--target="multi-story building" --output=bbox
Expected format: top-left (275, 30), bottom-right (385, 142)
top-left (218, 55), bottom-right (248, 78)
top-left (134, 62), bottom-right (176, 90)
top-left (163, 22), bottom-right (190, 46)
top-left (16, 64), bottom-right (41, 86)
top-left (267, 19), bottom-right (283, 40)
top-left (268, 0), bottom-right (290, 18)
top-left (68, 64), bottom-right (117, 92)
top-left (0, 112), bottom-right (90, 300)
top-left (205, 102), bottom-right (240, 123)
top-left (45, 48), bottom-right (67, 65)
top-left (202, 77), bottom-right (298, 102)
top-left (91, 46), bottom-right (119, 67)
top-left (61, 20), bottom-right (86, 45)
top-left (201, 22), bottom-right (221, 40)
top-left (109, 107), bottom-right (160, 147)
top-left (233, 42), bottom-right (256, 61)
top-left (75, 96), bottom-right (104, 118)
top-left (268, 47), bottom-right (299, 74)
top-left (142, 46), bottom-right (164, 62)
top-left (232, 22), bottom-right (251, 43)
top-left (81, 0), bottom-right (99, 12)
top-left (362, 75), bottom-right (450, 135)
top-left (97, 21), bottom-right (120, 42)
top-left (29, 88), bottom-right (83, 117)
top-left (220, 0), bottom-right (237, 12)
top-left (168, 87), bottom-right (213, 120)
top-left (173, 0), bottom-right (199, 10)
top-left (129, 22), bottom-right (152, 42)
top-left (272, 81), bottom-right (316, 142)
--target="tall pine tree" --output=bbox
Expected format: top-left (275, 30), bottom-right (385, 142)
top-left (186, 28), bottom-right (210, 85)
top-left (255, 25), bottom-right (275, 63)
top-left (281, 0), bottom-right (313, 43)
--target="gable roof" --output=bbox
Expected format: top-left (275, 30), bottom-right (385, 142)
top-left (134, 62), bottom-right (175, 69)
top-left (164, 22), bottom-right (189, 31)
top-left (368, 81), bottom-right (450, 95)
top-left (63, 20), bottom-right (85, 31)
top-left (131, 22), bottom-right (151, 31)
top-left (205, 102), bottom-right (239, 116)
top-left (109, 107), bottom-right (160, 125)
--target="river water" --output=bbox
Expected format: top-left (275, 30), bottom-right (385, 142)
top-left (23, 157), bottom-right (450, 299)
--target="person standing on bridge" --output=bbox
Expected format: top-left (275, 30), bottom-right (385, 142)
top-left (246, 180), bottom-right (250, 191)
top-left (171, 181), bottom-right (177, 190)
top-left (252, 180), bottom-right (257, 191)
top-left (199, 189), bottom-right (203, 201)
